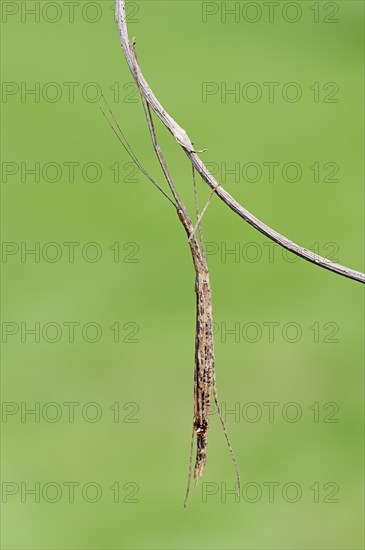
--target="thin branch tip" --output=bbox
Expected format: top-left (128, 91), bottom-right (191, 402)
top-left (115, 0), bottom-right (364, 285)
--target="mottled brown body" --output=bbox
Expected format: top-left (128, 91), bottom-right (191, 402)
top-left (177, 207), bottom-right (215, 484)
top-left (193, 270), bottom-right (214, 482)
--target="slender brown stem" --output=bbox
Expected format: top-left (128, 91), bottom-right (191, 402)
top-left (115, 0), bottom-right (364, 284)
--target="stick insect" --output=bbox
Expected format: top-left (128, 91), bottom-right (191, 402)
top-left (101, 43), bottom-right (240, 506)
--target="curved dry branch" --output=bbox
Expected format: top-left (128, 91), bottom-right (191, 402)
top-left (115, 0), bottom-right (365, 284)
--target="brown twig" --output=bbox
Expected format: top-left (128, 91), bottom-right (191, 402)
top-left (115, 0), bottom-right (364, 284)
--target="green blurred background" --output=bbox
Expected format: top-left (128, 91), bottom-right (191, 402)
top-left (1, 1), bottom-right (364, 548)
